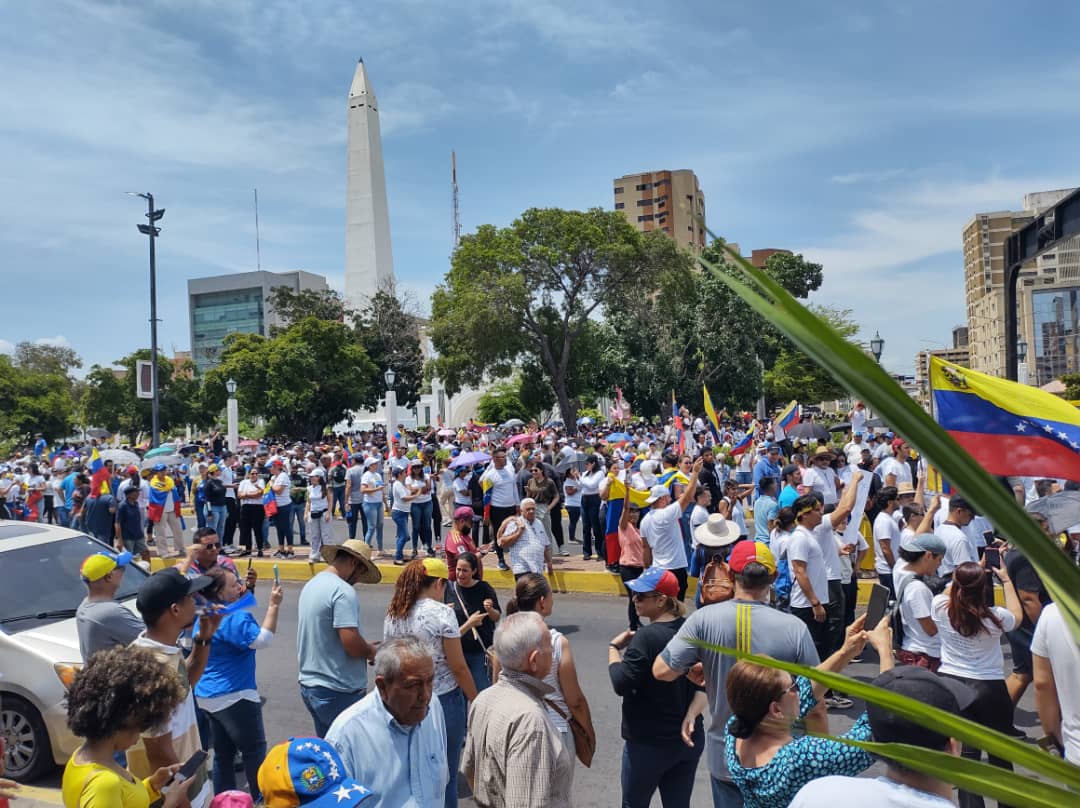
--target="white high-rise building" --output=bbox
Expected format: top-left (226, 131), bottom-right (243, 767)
top-left (344, 59), bottom-right (395, 309)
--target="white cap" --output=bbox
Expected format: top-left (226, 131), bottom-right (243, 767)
top-left (645, 484), bottom-right (670, 505)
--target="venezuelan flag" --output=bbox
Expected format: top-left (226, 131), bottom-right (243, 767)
top-left (703, 385), bottom-right (722, 442)
top-left (775, 400), bottom-right (801, 431)
top-left (931, 357), bottom-right (1080, 480)
top-left (481, 476), bottom-right (493, 522)
top-left (730, 431), bottom-right (754, 457)
top-left (603, 476), bottom-right (652, 565)
top-left (672, 392), bottom-right (685, 453)
top-left (89, 447), bottom-right (103, 475)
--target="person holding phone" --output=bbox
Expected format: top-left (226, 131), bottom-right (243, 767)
top-left (62, 646), bottom-right (194, 808)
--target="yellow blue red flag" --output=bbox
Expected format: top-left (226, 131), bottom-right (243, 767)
top-left (930, 356), bottom-right (1080, 480)
top-left (703, 385), bottom-right (722, 441)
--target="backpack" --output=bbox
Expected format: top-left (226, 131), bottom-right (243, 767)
top-left (699, 555), bottom-right (735, 605)
top-left (332, 465), bottom-right (346, 485)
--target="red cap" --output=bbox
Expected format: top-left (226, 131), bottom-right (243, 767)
top-left (728, 541), bottom-right (777, 575)
top-left (891, 438), bottom-right (906, 451)
top-left (126, 465), bottom-right (138, 475)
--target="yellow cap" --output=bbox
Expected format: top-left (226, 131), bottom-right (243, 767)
top-left (420, 557), bottom-right (449, 579)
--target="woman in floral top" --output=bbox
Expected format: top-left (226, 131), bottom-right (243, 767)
top-left (384, 557), bottom-right (478, 808)
top-left (724, 614), bottom-right (895, 808)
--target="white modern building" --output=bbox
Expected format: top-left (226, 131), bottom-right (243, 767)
top-left (343, 59), bottom-right (395, 310)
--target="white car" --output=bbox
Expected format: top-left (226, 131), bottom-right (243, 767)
top-left (0, 522), bottom-right (148, 780)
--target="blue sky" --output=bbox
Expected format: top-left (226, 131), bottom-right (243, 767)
top-left (4, 0), bottom-right (1080, 378)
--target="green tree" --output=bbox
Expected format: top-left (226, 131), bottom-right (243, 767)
top-left (476, 379), bottom-right (529, 424)
top-left (13, 341), bottom-right (82, 378)
top-left (0, 353), bottom-right (75, 447)
top-left (353, 289), bottom-right (424, 409)
top-left (79, 365), bottom-right (127, 434)
top-left (430, 208), bottom-right (683, 432)
top-left (1061, 372), bottom-right (1080, 400)
top-left (764, 306), bottom-right (862, 405)
top-left (265, 286), bottom-right (348, 330)
top-left (207, 317), bottom-right (377, 439)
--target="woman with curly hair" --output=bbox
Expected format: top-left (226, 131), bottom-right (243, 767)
top-left (195, 567), bottom-right (283, 802)
top-left (931, 560), bottom-right (1023, 808)
top-left (62, 645), bottom-right (192, 808)
top-left (384, 558), bottom-right (476, 808)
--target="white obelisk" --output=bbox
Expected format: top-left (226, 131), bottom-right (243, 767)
top-left (344, 59), bottom-right (395, 309)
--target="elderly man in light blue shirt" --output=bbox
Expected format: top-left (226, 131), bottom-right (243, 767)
top-left (327, 636), bottom-right (448, 808)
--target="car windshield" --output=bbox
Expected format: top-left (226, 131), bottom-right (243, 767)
top-left (0, 534), bottom-right (148, 629)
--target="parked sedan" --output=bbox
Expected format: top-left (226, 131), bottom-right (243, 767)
top-left (0, 522), bottom-right (148, 780)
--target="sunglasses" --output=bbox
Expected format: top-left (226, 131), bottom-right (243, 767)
top-left (632, 591), bottom-right (661, 601)
top-left (202, 542), bottom-right (221, 550)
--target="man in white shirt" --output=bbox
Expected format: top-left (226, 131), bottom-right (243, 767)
top-left (790, 667), bottom-right (975, 808)
top-left (842, 430), bottom-right (867, 466)
top-left (801, 446), bottom-right (841, 506)
top-left (1032, 602), bottom-right (1080, 764)
top-left (934, 496), bottom-right (978, 577)
top-left (481, 447), bottom-right (519, 571)
top-left (872, 486), bottom-right (902, 595)
top-left (640, 458), bottom-right (703, 601)
top-left (498, 497), bottom-right (553, 578)
top-left (219, 454), bottom-right (238, 550)
top-left (788, 494), bottom-right (832, 661)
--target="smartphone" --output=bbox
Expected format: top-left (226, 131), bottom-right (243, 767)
top-left (246, 557), bottom-right (253, 572)
top-left (864, 583), bottom-right (891, 629)
top-left (983, 547), bottom-right (1001, 569)
top-left (166, 749), bottom-right (208, 788)
top-left (273, 563), bottom-right (280, 586)
top-left (982, 529), bottom-right (996, 545)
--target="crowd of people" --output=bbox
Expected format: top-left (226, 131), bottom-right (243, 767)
top-left (3, 402), bottom-right (1080, 807)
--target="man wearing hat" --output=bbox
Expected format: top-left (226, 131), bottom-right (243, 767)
top-left (75, 550), bottom-right (143, 659)
top-left (640, 458), bottom-right (704, 601)
top-left (654, 541), bottom-right (820, 808)
top-left (801, 446), bottom-right (841, 507)
top-left (842, 429), bottom-right (867, 466)
top-left (297, 540), bottom-right (382, 736)
top-left (752, 444), bottom-right (782, 498)
top-left (934, 495), bottom-right (979, 577)
top-left (258, 737), bottom-right (373, 808)
top-left (893, 532), bottom-right (947, 671)
top-left (790, 667), bottom-right (975, 807)
top-left (129, 567), bottom-right (222, 808)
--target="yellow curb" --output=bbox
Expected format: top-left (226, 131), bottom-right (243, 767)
top-left (149, 559), bottom-right (1005, 604)
top-left (10, 784), bottom-right (64, 805)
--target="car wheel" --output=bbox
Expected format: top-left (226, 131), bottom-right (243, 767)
top-left (1, 695), bottom-right (52, 781)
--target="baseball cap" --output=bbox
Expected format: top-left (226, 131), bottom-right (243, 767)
top-left (208, 464), bottom-right (220, 472)
top-left (135, 567), bottom-right (212, 616)
top-left (453, 505), bottom-right (474, 521)
top-left (126, 465), bottom-right (139, 475)
top-left (625, 567), bottom-right (679, 598)
top-left (728, 541), bottom-right (777, 575)
top-left (781, 464), bottom-right (799, 478)
top-left (363, 456), bottom-right (380, 468)
top-left (152, 463), bottom-right (166, 472)
top-left (271, 459), bottom-right (284, 467)
top-left (766, 443), bottom-right (781, 453)
top-left (258, 737), bottom-right (373, 808)
top-left (899, 532), bottom-right (947, 555)
top-left (80, 550), bottom-right (133, 582)
top-left (644, 484), bottom-right (670, 505)
top-left (420, 557), bottom-right (449, 579)
top-left (867, 666), bottom-right (976, 748)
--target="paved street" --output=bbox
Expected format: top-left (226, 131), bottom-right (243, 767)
top-left (22, 578), bottom-right (1042, 807)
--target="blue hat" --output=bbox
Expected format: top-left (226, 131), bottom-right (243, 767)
top-left (152, 463), bottom-right (166, 472)
top-left (853, 429), bottom-right (865, 436)
top-left (625, 567), bottom-right (680, 598)
top-left (258, 737), bottom-right (372, 808)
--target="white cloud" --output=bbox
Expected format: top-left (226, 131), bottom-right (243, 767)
top-left (34, 336), bottom-right (72, 349)
top-left (0, 339), bottom-right (13, 355)
top-left (831, 169), bottom-right (907, 185)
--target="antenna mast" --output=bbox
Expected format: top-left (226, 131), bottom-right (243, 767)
top-left (451, 151), bottom-right (461, 248)
top-left (254, 188), bottom-right (262, 271)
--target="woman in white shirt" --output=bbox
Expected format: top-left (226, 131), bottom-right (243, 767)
top-left (407, 459), bottom-right (434, 557)
top-left (892, 533), bottom-right (946, 670)
top-left (304, 468), bottom-right (332, 562)
top-left (390, 465), bottom-right (417, 565)
top-left (563, 466), bottom-right (582, 543)
top-left (931, 561), bottom-right (1023, 807)
top-left (579, 455), bottom-right (607, 561)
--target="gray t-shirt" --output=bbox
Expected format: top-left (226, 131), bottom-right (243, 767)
top-left (296, 571), bottom-right (366, 693)
top-left (76, 598), bottom-right (145, 660)
top-left (660, 598), bottom-right (819, 781)
top-left (346, 465), bottom-right (366, 504)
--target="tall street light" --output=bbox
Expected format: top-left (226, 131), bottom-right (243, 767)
top-left (225, 378), bottom-right (239, 453)
top-left (127, 192), bottom-right (165, 448)
top-left (384, 368), bottom-right (397, 454)
top-left (1017, 338), bottom-right (1029, 386)
top-left (869, 331), bottom-right (885, 420)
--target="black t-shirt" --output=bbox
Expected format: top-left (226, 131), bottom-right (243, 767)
top-left (445, 579), bottom-right (500, 655)
top-left (1005, 549), bottom-right (1050, 629)
top-left (205, 477), bottom-right (227, 507)
top-left (608, 616), bottom-right (705, 744)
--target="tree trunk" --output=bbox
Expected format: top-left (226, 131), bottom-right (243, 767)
top-left (552, 373), bottom-right (578, 437)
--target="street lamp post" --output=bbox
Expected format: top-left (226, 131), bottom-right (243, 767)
top-left (384, 368), bottom-right (397, 453)
top-left (1017, 338), bottom-right (1029, 386)
top-left (868, 331), bottom-right (885, 420)
top-left (127, 192), bottom-right (165, 448)
top-left (226, 378), bottom-right (239, 453)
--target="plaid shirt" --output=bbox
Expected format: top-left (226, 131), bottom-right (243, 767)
top-left (462, 668), bottom-right (573, 808)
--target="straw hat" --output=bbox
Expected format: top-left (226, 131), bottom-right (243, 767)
top-left (693, 514), bottom-right (740, 548)
top-left (320, 540), bottom-right (382, 584)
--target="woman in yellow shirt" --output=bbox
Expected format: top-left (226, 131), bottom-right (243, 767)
top-left (62, 646), bottom-right (191, 808)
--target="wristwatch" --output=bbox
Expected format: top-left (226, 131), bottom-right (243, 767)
top-left (193, 636), bottom-right (212, 647)
top-left (810, 601), bottom-right (821, 608)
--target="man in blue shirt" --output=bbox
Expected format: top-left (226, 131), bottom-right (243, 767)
top-left (327, 637), bottom-right (448, 808)
top-left (778, 464), bottom-right (802, 508)
top-left (753, 444), bottom-right (782, 497)
top-left (754, 477), bottom-right (780, 541)
top-left (57, 465), bottom-right (79, 528)
top-left (114, 486), bottom-right (149, 561)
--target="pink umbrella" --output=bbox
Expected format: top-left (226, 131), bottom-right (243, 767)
top-left (505, 433), bottom-right (537, 447)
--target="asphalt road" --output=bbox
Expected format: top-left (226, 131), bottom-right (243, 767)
top-left (25, 579), bottom-right (1042, 808)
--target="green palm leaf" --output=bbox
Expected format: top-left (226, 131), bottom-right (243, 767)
top-left (688, 646), bottom-right (1080, 790)
top-left (695, 237), bottom-right (1080, 642)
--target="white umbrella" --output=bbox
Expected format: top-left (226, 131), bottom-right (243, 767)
top-left (141, 454), bottom-right (183, 470)
top-left (99, 448), bottom-right (139, 466)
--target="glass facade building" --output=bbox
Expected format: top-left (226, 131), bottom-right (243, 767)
top-left (191, 288), bottom-right (265, 374)
top-left (1032, 286), bottom-right (1080, 386)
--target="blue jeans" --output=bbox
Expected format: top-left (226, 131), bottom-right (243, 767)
top-left (55, 506), bottom-right (70, 528)
top-left (439, 688), bottom-right (467, 808)
top-left (205, 698), bottom-right (267, 800)
top-left (392, 509), bottom-right (411, 561)
top-left (273, 502), bottom-right (293, 548)
top-left (290, 503), bottom-right (307, 543)
top-left (464, 650), bottom-right (491, 693)
top-left (210, 504), bottom-right (227, 539)
top-left (299, 684), bottom-right (364, 738)
top-left (621, 739), bottom-right (702, 808)
top-left (411, 500), bottom-right (433, 552)
top-left (711, 776), bottom-right (744, 808)
top-left (195, 502), bottom-right (207, 529)
top-left (331, 486), bottom-right (346, 518)
top-left (346, 502), bottom-right (362, 540)
top-left (362, 501), bottom-right (384, 550)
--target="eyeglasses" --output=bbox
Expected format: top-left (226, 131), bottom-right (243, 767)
top-left (632, 591), bottom-right (660, 601)
top-left (776, 679), bottom-right (799, 699)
